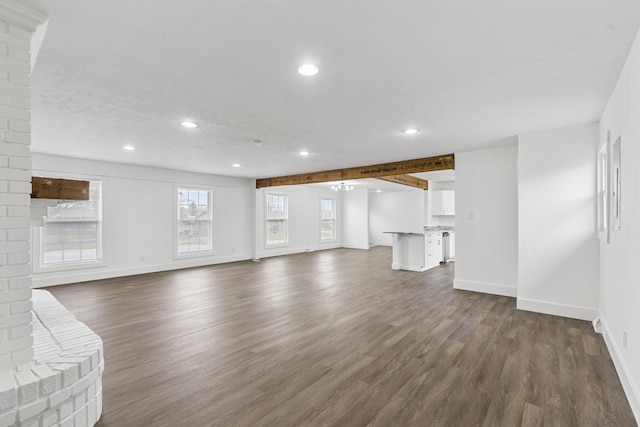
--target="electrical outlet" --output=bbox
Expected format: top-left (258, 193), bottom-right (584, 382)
top-left (623, 330), bottom-right (628, 350)
top-left (139, 255), bottom-right (145, 263)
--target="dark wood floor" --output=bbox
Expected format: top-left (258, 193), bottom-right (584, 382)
top-left (45, 247), bottom-right (636, 427)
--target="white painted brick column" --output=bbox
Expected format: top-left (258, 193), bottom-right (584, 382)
top-left (0, 5), bottom-right (104, 425)
top-left (0, 1), bottom-right (46, 374)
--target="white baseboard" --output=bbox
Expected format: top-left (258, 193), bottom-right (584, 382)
top-left (255, 247), bottom-right (304, 259)
top-left (369, 240), bottom-right (391, 247)
top-left (392, 263), bottom-right (427, 272)
top-left (453, 279), bottom-right (517, 297)
top-left (255, 243), bottom-right (342, 260)
top-left (34, 243), bottom-right (358, 287)
top-left (600, 315), bottom-right (640, 423)
top-left (33, 253), bottom-right (252, 287)
top-left (516, 297), bottom-right (597, 321)
top-left (342, 243), bottom-right (370, 250)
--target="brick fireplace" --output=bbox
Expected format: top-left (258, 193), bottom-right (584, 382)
top-left (0, 2), bottom-right (104, 426)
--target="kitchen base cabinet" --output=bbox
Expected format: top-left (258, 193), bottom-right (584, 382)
top-left (387, 232), bottom-right (443, 272)
top-left (449, 231), bottom-right (455, 260)
top-left (424, 232), bottom-right (443, 269)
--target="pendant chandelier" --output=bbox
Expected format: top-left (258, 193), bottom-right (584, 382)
top-left (331, 182), bottom-right (354, 191)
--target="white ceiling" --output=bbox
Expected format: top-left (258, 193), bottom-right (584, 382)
top-left (21, 0), bottom-right (640, 181)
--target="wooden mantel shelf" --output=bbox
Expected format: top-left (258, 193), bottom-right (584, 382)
top-left (31, 177), bottom-right (90, 200)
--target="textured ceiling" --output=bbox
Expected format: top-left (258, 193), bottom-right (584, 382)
top-left (22, 0), bottom-right (640, 180)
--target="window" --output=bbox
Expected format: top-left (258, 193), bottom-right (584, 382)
top-left (42, 180), bottom-right (102, 265)
top-left (611, 136), bottom-right (621, 231)
top-left (265, 193), bottom-right (288, 246)
top-left (597, 144), bottom-right (608, 236)
top-left (177, 187), bottom-right (212, 254)
top-left (320, 198), bottom-right (336, 241)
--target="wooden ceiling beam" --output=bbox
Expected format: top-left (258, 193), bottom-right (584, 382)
top-left (31, 177), bottom-right (90, 200)
top-left (377, 175), bottom-right (429, 190)
top-left (256, 154), bottom-right (454, 188)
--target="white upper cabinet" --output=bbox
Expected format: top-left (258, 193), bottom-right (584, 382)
top-left (432, 190), bottom-right (455, 216)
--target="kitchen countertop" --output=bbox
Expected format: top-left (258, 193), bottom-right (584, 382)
top-left (384, 230), bottom-right (446, 235)
top-left (383, 227), bottom-right (455, 235)
top-left (383, 231), bottom-right (428, 235)
top-left (424, 226), bottom-right (455, 232)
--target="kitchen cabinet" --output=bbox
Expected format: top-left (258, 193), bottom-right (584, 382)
top-left (424, 232), bottom-right (443, 270)
top-left (449, 231), bottom-right (455, 260)
top-left (432, 190), bottom-right (455, 216)
top-left (386, 231), bottom-right (442, 272)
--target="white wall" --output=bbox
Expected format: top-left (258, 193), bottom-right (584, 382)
top-left (368, 190), bottom-right (425, 246)
top-left (599, 29), bottom-right (640, 421)
top-left (342, 189), bottom-right (369, 250)
top-left (254, 185), bottom-right (343, 259)
top-left (453, 144), bottom-right (518, 297)
top-left (517, 124), bottom-right (599, 321)
top-left (31, 154), bottom-right (254, 286)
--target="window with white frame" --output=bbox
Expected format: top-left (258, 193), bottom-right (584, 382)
top-left (177, 187), bottom-right (212, 254)
top-left (265, 193), bottom-right (288, 246)
top-left (611, 136), bottom-right (622, 231)
top-left (320, 198), bottom-right (336, 241)
top-left (597, 144), bottom-right (608, 236)
top-left (42, 180), bottom-right (102, 265)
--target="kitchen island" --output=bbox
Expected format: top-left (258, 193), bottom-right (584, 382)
top-left (385, 231), bottom-right (443, 272)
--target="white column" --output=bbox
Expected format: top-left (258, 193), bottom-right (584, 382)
top-left (0, 0), bottom-right (46, 374)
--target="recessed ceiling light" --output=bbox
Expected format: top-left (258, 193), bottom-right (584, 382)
top-left (298, 64), bottom-right (319, 76)
top-left (180, 121), bottom-right (198, 128)
top-left (403, 128), bottom-right (420, 135)
top-left (232, 163), bottom-right (241, 168)
top-left (123, 145), bottom-right (135, 151)
top-left (299, 150), bottom-right (310, 156)
top-left (376, 189), bottom-right (382, 193)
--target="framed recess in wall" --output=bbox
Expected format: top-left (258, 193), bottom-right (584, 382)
top-left (612, 135), bottom-right (622, 231)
